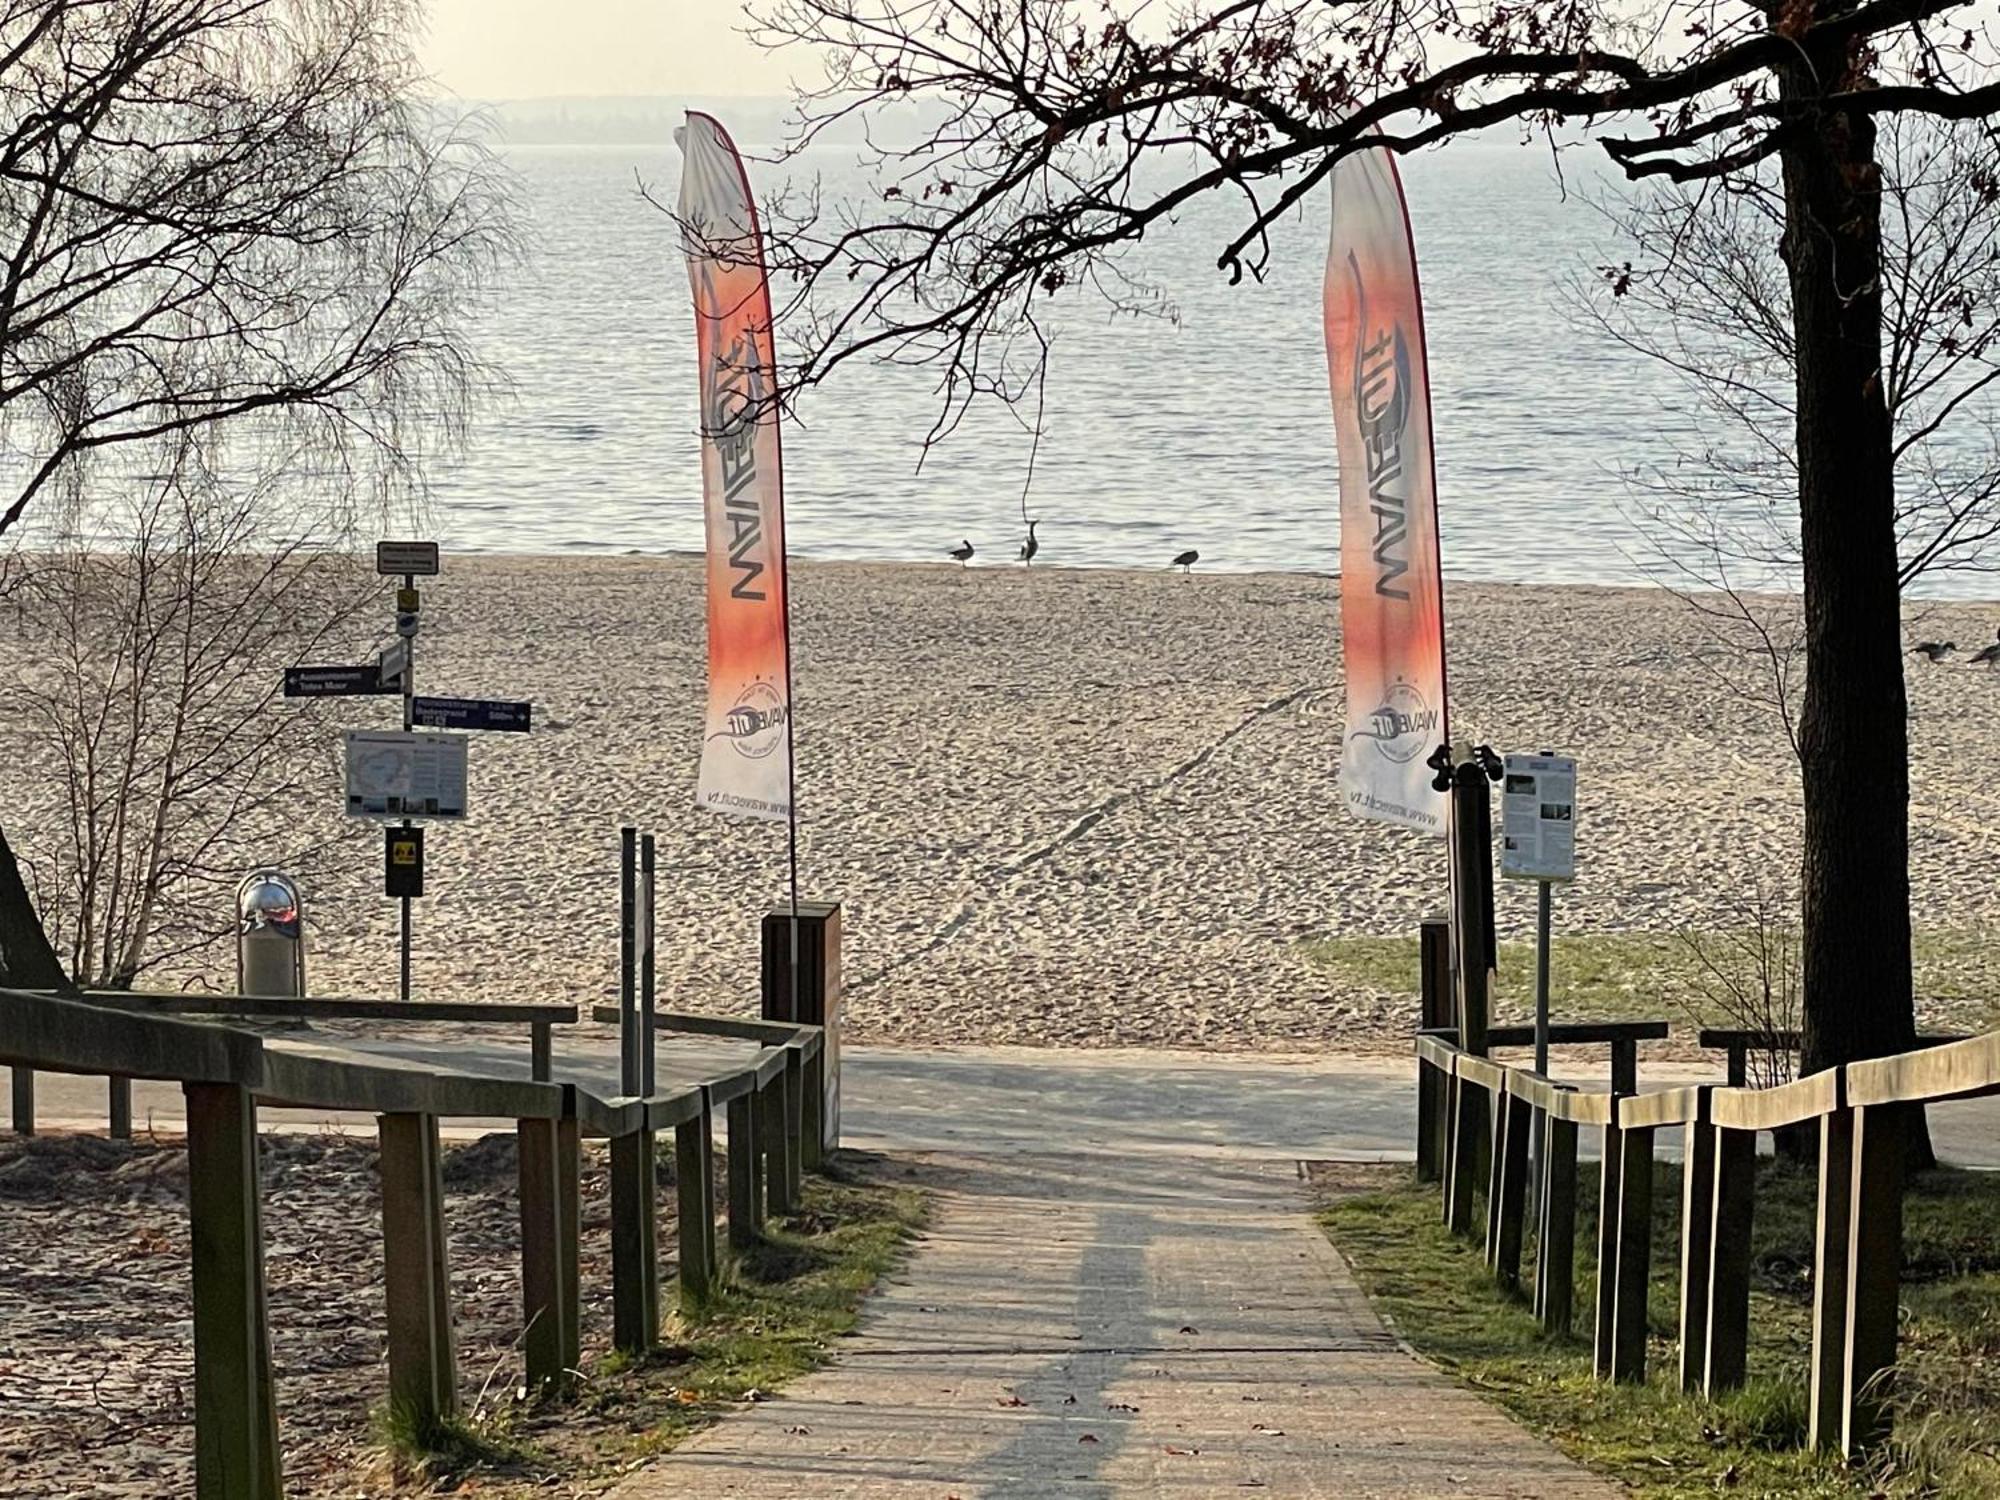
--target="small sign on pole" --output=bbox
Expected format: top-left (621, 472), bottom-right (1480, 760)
top-left (284, 665), bottom-right (398, 698)
top-left (345, 730), bottom-right (468, 820)
top-left (376, 540), bottom-right (440, 577)
top-left (1500, 753), bottom-right (1576, 883)
top-left (384, 826), bottom-right (424, 898)
top-left (377, 640), bottom-right (410, 690)
top-left (411, 696), bottom-right (531, 733)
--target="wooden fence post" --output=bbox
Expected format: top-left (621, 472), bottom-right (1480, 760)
top-left (1440, 1069), bottom-right (1461, 1224)
top-left (379, 1111), bottom-right (457, 1434)
top-left (556, 1110), bottom-right (582, 1376)
top-left (1492, 1083), bottom-right (1532, 1291)
top-left (1677, 1093), bottom-right (1716, 1393)
top-left (109, 1076), bottom-right (132, 1140)
top-left (801, 1050), bottom-right (825, 1174)
top-left (1704, 1123), bottom-right (1755, 1396)
top-left (676, 1097), bottom-right (717, 1310)
top-left (1841, 1102), bottom-right (1906, 1456)
top-left (11, 1067), bottom-right (31, 1136)
top-left (1592, 1115), bottom-right (1624, 1379)
top-left (1535, 1111), bottom-right (1578, 1335)
top-left (1610, 1123), bottom-right (1655, 1384)
top-left (1810, 1104), bottom-right (1856, 1451)
top-left (762, 1071), bottom-right (796, 1218)
top-left (1484, 1077), bottom-right (1510, 1266)
top-left (727, 1093), bottom-right (760, 1249)
top-left (782, 1049), bottom-right (806, 1205)
top-left (1416, 918), bottom-right (1450, 1181)
top-left (185, 1082), bottom-right (282, 1500)
top-left (610, 1127), bottom-right (658, 1354)
top-left (517, 1116), bottom-right (567, 1395)
top-left (1447, 1076), bottom-right (1482, 1238)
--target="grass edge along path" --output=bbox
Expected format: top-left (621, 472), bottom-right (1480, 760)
top-left (391, 1152), bottom-right (928, 1495)
top-left (1313, 1161), bottom-right (2000, 1498)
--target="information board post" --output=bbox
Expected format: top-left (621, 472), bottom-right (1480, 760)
top-left (1501, 751), bottom-right (1577, 1216)
top-left (400, 570), bottom-right (415, 1001)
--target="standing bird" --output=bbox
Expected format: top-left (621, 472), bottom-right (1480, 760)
top-left (1171, 549), bottom-right (1199, 575)
top-left (1912, 640), bottom-right (1957, 663)
top-left (948, 539), bottom-right (975, 567)
top-left (1971, 628), bottom-right (2000, 665)
top-left (1018, 518), bottom-right (1039, 567)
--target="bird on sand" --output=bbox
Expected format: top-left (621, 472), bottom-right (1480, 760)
top-left (1172, 549), bottom-right (1199, 575)
top-left (948, 540), bottom-right (974, 567)
top-left (1912, 640), bottom-right (1957, 663)
top-left (1971, 629), bottom-right (2000, 665)
top-left (1018, 518), bottom-right (1039, 566)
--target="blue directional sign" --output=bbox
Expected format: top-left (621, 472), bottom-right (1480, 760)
top-left (410, 696), bottom-right (531, 733)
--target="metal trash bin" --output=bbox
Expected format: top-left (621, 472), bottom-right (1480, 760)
top-left (237, 870), bottom-right (306, 997)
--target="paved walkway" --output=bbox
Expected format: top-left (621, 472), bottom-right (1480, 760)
top-left (611, 1151), bottom-right (1620, 1498)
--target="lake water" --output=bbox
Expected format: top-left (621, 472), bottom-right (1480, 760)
top-left (429, 137), bottom-right (1985, 596)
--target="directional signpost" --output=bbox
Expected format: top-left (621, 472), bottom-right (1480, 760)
top-left (411, 696), bottom-right (531, 733)
top-left (277, 540), bottom-right (535, 1001)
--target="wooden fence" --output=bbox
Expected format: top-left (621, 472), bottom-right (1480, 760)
top-left (0, 986), bottom-right (827, 1500)
top-left (1414, 1021), bottom-right (2000, 1458)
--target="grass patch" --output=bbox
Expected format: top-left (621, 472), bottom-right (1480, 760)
top-left (1300, 928), bottom-right (2000, 1032)
top-left (472, 1151), bottom-right (927, 1495)
top-left (1316, 1158), bottom-right (2000, 1496)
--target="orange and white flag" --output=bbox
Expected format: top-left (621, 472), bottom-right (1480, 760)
top-left (1324, 142), bottom-right (1449, 834)
top-left (677, 112), bottom-right (793, 822)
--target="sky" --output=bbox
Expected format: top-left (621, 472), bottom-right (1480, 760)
top-left (422, 0), bottom-right (791, 99)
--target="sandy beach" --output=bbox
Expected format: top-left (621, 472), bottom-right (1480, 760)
top-left (4, 556), bottom-right (1998, 1050)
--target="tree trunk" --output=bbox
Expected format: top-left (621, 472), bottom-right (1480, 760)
top-left (0, 823), bottom-right (69, 991)
top-left (1777, 39), bottom-right (1934, 1168)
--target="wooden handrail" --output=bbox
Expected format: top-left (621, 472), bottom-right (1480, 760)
top-left (79, 991), bottom-right (578, 1024)
top-left (1846, 1031), bottom-right (2000, 1108)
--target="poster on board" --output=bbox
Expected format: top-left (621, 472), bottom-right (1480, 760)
top-left (345, 731), bottom-right (468, 820)
top-left (1501, 753), bottom-right (1575, 882)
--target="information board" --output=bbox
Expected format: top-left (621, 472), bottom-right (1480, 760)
top-left (345, 731), bottom-right (468, 820)
top-left (1501, 753), bottom-right (1576, 882)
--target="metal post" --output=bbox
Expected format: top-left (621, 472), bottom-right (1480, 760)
top-left (1530, 878), bottom-right (1553, 1215)
top-left (641, 833), bottom-right (657, 1098)
top-left (400, 572), bottom-right (414, 1002)
top-left (618, 826), bottom-right (638, 1096)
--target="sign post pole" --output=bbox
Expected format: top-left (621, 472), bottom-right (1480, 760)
top-left (400, 569), bottom-right (414, 1002)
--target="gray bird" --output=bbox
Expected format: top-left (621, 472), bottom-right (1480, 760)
top-left (1018, 518), bottom-right (1039, 566)
top-left (1913, 640), bottom-right (1957, 663)
top-left (948, 539), bottom-right (974, 567)
top-left (1971, 629), bottom-right (2000, 665)
top-left (1172, 549), bottom-right (1198, 574)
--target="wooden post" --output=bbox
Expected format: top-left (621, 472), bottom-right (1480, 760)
top-left (1704, 1123), bottom-right (1755, 1396)
top-left (1841, 1102), bottom-right (1906, 1456)
top-left (761, 1070), bottom-right (795, 1218)
top-left (782, 1049), bottom-right (806, 1206)
top-left (762, 900), bottom-right (843, 1152)
top-left (1416, 918), bottom-right (1450, 1181)
top-left (1492, 1084), bottom-right (1532, 1291)
top-left (556, 1111), bottom-right (582, 1376)
top-left (1440, 1070), bottom-right (1460, 1224)
top-left (675, 1100), bottom-right (716, 1310)
top-left (610, 1128), bottom-right (657, 1354)
top-left (1810, 1105), bottom-right (1856, 1451)
top-left (517, 1117), bottom-right (566, 1395)
top-left (1535, 1112), bottom-right (1578, 1335)
top-left (801, 1049), bottom-right (825, 1174)
top-left (1447, 761), bottom-right (1497, 1061)
top-left (1485, 1077), bottom-right (1510, 1267)
top-left (1610, 1124), bottom-right (1655, 1384)
top-left (1446, 1077), bottom-right (1482, 1238)
top-left (727, 1093), bottom-right (760, 1249)
top-left (185, 1082), bottom-right (282, 1500)
top-left (1676, 1094), bottom-right (1716, 1393)
top-left (1610, 1038), bottom-right (1638, 1097)
top-left (530, 1022), bottom-right (552, 1084)
top-left (109, 1076), bottom-right (132, 1140)
top-left (11, 1066), bottom-right (31, 1136)
top-left (1593, 1117), bottom-right (1625, 1380)
top-left (379, 1112), bottom-right (457, 1433)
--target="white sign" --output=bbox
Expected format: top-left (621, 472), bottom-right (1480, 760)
top-left (345, 731), bottom-right (467, 820)
top-left (1501, 753), bottom-right (1575, 882)
top-left (376, 540), bottom-right (440, 577)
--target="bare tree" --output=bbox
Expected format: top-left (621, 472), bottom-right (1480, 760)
top-left (1576, 117), bottom-right (2000, 746)
top-left (712, 0), bottom-right (1999, 1089)
top-left (0, 0), bottom-right (509, 988)
top-left (3, 449), bottom-right (375, 987)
